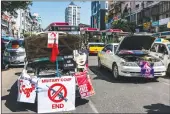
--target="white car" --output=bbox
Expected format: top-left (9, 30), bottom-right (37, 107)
top-left (150, 39), bottom-right (170, 75)
top-left (98, 34), bottom-right (166, 80)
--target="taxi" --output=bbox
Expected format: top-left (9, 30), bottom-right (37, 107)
top-left (150, 38), bottom-right (170, 75)
top-left (88, 42), bottom-right (105, 55)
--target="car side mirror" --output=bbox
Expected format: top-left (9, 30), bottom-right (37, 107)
top-left (163, 50), bottom-right (168, 55)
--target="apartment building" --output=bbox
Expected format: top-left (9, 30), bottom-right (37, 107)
top-left (107, 1), bottom-right (170, 32)
top-left (65, 2), bottom-right (81, 26)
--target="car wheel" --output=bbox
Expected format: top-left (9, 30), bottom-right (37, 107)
top-left (166, 64), bottom-right (170, 75)
top-left (112, 64), bottom-right (120, 80)
top-left (4, 64), bottom-right (9, 70)
top-left (98, 59), bottom-right (102, 69)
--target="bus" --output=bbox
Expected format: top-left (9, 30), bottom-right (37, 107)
top-left (100, 29), bottom-right (129, 44)
top-left (80, 27), bottom-right (101, 49)
top-left (44, 22), bottom-right (80, 34)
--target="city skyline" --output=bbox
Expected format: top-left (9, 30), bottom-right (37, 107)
top-left (30, 1), bottom-right (91, 29)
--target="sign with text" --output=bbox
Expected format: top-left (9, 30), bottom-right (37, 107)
top-left (63, 55), bottom-right (76, 70)
top-left (74, 71), bottom-right (95, 98)
top-left (47, 32), bottom-right (58, 48)
top-left (37, 76), bottom-right (75, 113)
top-left (17, 78), bottom-right (36, 103)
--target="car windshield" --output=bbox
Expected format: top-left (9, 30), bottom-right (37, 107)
top-left (7, 40), bottom-right (24, 49)
top-left (167, 44), bottom-right (170, 51)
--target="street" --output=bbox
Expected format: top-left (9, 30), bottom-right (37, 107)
top-left (1, 56), bottom-right (170, 113)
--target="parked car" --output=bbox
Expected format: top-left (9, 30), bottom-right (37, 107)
top-left (3, 39), bottom-right (26, 69)
top-left (1, 40), bottom-right (8, 69)
top-left (98, 33), bottom-right (166, 80)
top-left (150, 38), bottom-right (170, 75)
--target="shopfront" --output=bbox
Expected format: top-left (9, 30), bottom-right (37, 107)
top-left (159, 18), bottom-right (170, 32)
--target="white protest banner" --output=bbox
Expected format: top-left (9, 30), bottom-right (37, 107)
top-left (37, 76), bottom-right (75, 113)
top-left (47, 32), bottom-right (58, 48)
top-left (17, 77), bottom-right (37, 103)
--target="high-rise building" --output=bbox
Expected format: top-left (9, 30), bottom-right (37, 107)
top-left (65, 2), bottom-right (81, 26)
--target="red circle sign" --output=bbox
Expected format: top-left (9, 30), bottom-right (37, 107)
top-left (48, 83), bottom-right (67, 103)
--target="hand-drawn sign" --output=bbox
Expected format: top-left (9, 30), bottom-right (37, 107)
top-left (19, 80), bottom-right (35, 98)
top-left (47, 83), bottom-right (67, 103)
top-left (48, 32), bottom-right (58, 48)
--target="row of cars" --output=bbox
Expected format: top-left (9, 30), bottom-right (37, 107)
top-left (97, 32), bottom-right (170, 80)
top-left (1, 37), bottom-right (26, 70)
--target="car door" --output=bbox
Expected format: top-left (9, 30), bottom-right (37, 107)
top-left (157, 44), bottom-right (169, 68)
top-left (105, 45), bottom-right (114, 69)
top-left (98, 45), bottom-right (109, 66)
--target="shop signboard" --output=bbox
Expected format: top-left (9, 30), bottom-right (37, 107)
top-left (143, 22), bottom-right (151, 29)
top-left (152, 21), bottom-right (159, 27)
top-left (159, 18), bottom-right (170, 26)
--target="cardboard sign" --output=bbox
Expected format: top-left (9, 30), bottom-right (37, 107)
top-left (17, 78), bottom-right (36, 103)
top-left (48, 32), bottom-right (58, 48)
top-left (63, 55), bottom-right (76, 70)
top-left (74, 71), bottom-right (95, 98)
top-left (140, 61), bottom-right (154, 78)
top-left (37, 76), bottom-right (75, 113)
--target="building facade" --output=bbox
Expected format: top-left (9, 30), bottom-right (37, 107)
top-left (65, 2), bottom-right (81, 26)
top-left (91, 1), bottom-right (108, 30)
top-left (106, 1), bottom-right (170, 32)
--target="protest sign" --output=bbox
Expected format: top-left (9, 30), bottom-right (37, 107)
top-left (37, 76), bottom-right (75, 113)
top-left (74, 71), bottom-right (95, 98)
top-left (17, 78), bottom-right (36, 103)
top-left (47, 32), bottom-right (58, 48)
top-left (63, 55), bottom-right (76, 70)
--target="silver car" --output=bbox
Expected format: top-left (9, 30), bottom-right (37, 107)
top-left (3, 39), bottom-right (26, 68)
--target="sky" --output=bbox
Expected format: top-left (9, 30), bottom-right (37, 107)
top-left (30, 1), bottom-right (91, 29)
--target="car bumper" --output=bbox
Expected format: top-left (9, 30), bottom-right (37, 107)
top-left (3, 56), bottom-right (25, 66)
top-left (119, 66), bottom-right (166, 77)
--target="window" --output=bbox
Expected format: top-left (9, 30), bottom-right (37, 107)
top-left (102, 45), bottom-right (113, 52)
top-left (150, 43), bottom-right (158, 52)
top-left (158, 44), bottom-right (168, 54)
top-left (136, 4), bottom-right (139, 9)
top-left (167, 44), bottom-right (170, 51)
top-left (105, 3), bottom-right (108, 9)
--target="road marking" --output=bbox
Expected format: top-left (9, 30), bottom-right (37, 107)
top-left (88, 100), bottom-right (99, 113)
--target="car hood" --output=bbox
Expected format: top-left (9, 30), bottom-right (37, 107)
top-left (117, 35), bottom-right (156, 53)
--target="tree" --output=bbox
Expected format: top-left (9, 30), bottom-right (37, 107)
top-left (111, 2), bottom-right (136, 33)
top-left (1, 1), bottom-right (32, 14)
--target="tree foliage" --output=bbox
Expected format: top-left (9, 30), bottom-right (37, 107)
top-left (112, 20), bottom-right (136, 32)
top-left (111, 2), bottom-right (136, 33)
top-left (1, 1), bottom-right (32, 14)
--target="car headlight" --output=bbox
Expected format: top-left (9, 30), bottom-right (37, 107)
top-left (4, 51), bottom-right (10, 56)
top-left (120, 62), bottom-right (138, 66)
top-left (154, 61), bottom-right (164, 66)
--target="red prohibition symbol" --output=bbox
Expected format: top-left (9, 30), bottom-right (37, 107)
top-left (48, 83), bottom-right (67, 103)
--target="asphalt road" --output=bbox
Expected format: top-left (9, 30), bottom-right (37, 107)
top-left (1, 56), bottom-right (170, 113)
